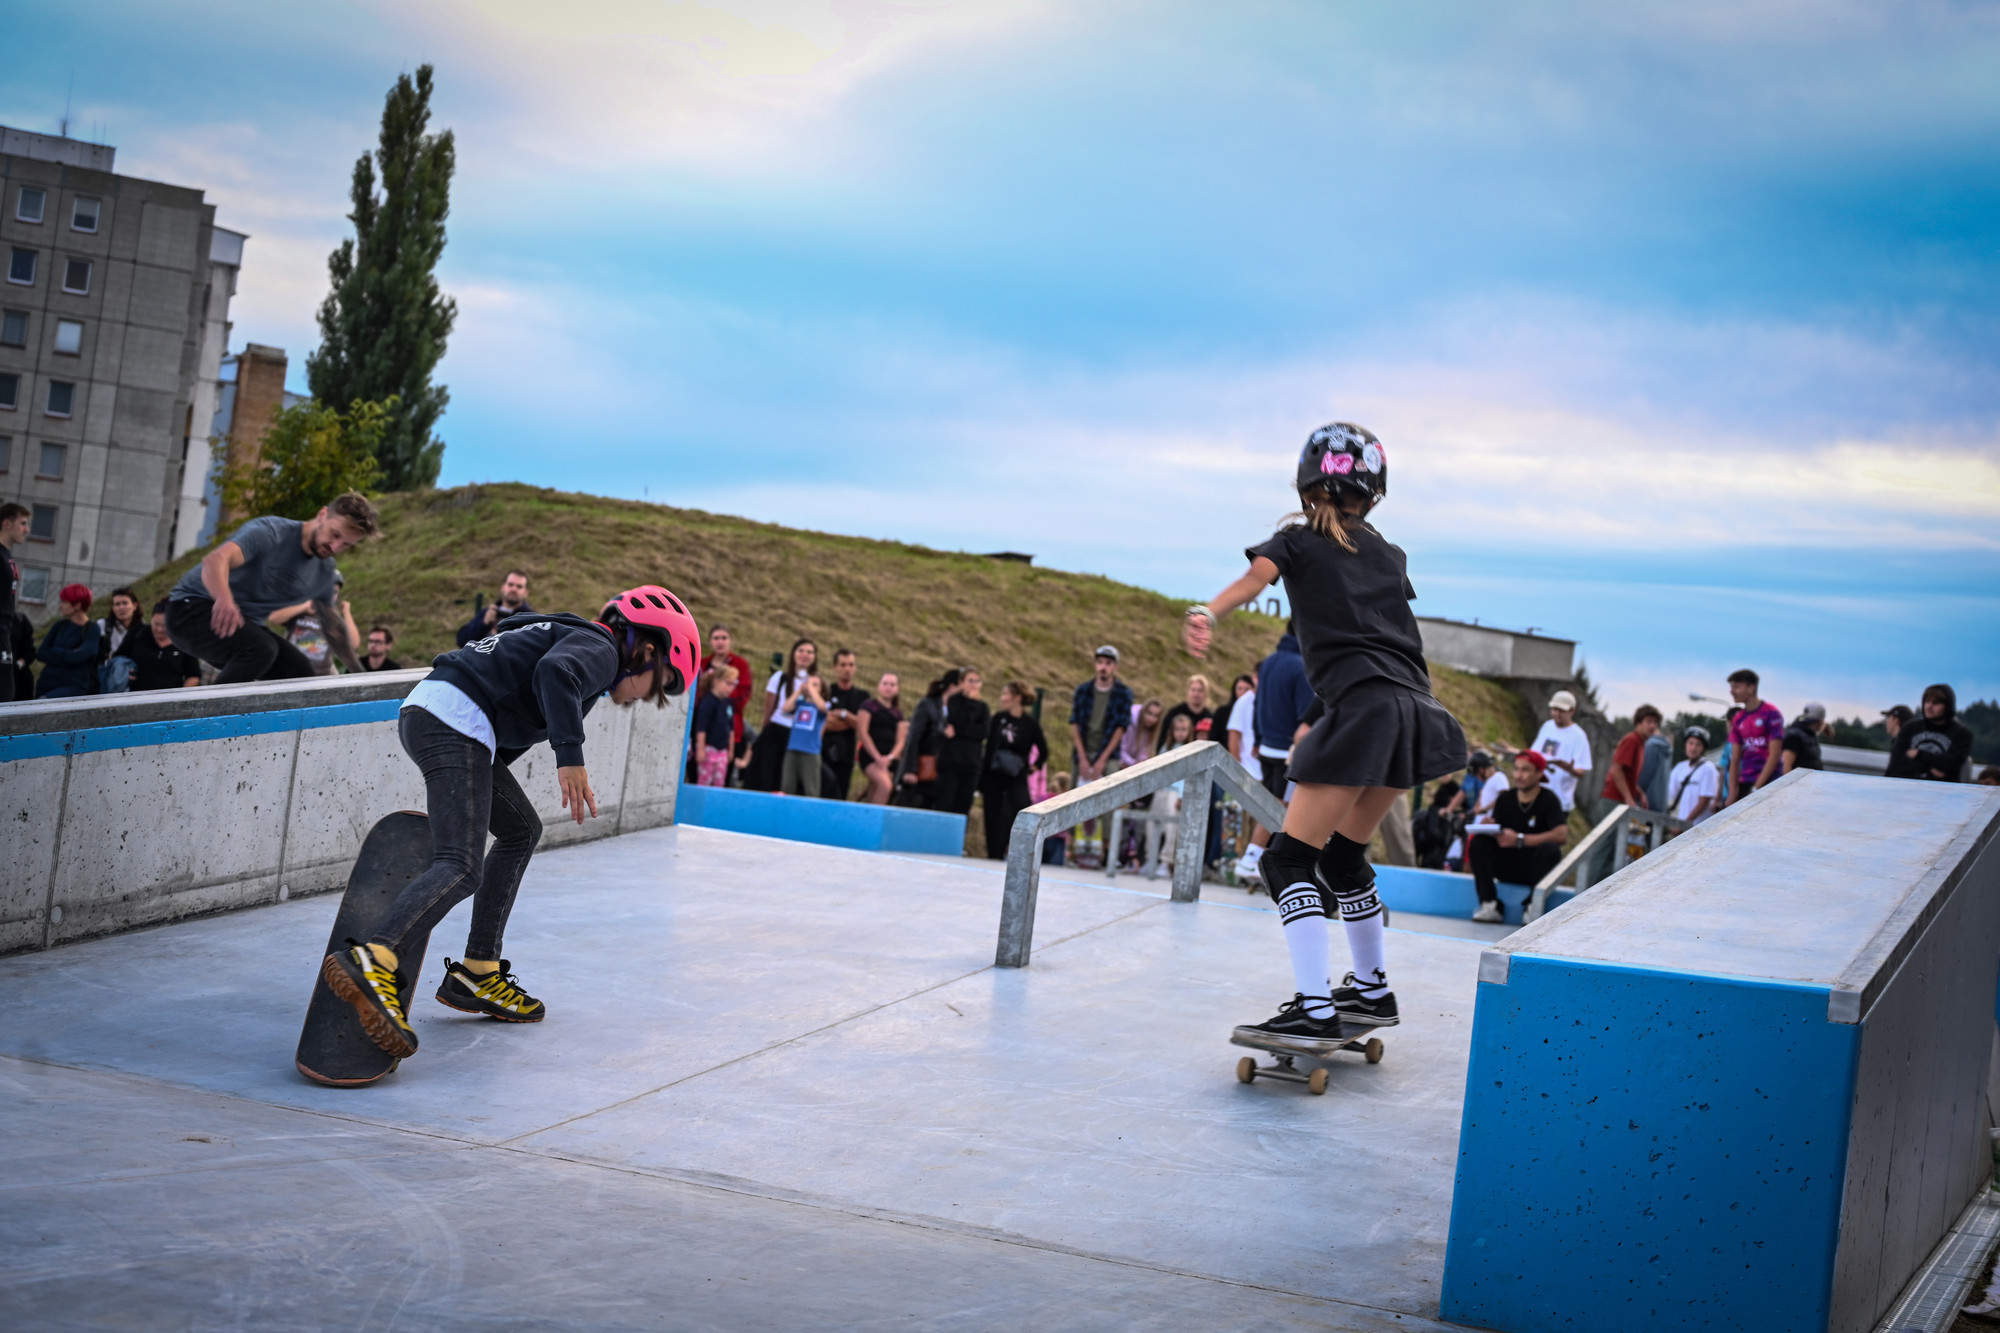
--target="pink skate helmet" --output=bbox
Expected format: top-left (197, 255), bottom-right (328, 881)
top-left (599, 584), bottom-right (701, 698)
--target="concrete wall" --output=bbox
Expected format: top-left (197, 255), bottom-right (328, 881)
top-left (1441, 771), bottom-right (2000, 1332)
top-left (1417, 616), bottom-right (1576, 680)
top-left (0, 670), bottom-right (688, 956)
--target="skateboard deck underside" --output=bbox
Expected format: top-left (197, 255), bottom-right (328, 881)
top-left (295, 811), bottom-right (434, 1087)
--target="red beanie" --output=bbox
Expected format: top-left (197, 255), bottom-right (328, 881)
top-left (59, 583), bottom-right (92, 610)
top-left (1516, 748), bottom-right (1548, 775)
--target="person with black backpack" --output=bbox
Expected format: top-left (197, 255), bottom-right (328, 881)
top-left (981, 681), bottom-right (1047, 861)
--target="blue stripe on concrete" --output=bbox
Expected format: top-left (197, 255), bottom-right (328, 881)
top-left (1441, 953), bottom-right (1858, 1332)
top-left (0, 699), bottom-right (404, 762)
top-left (676, 784), bottom-right (966, 856)
top-left (1375, 864), bottom-right (1570, 925)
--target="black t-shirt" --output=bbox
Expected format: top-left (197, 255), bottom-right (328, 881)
top-left (0, 542), bottom-right (17, 621)
top-left (1781, 725), bottom-right (1824, 772)
top-left (821, 683), bottom-right (872, 761)
top-left (861, 698), bottom-right (904, 757)
top-left (126, 632), bottom-right (199, 691)
top-left (986, 712), bottom-right (1046, 775)
top-left (943, 694), bottom-right (991, 766)
top-left (1246, 522), bottom-right (1431, 704)
top-left (362, 656), bottom-right (404, 672)
top-left (1493, 785), bottom-right (1565, 838)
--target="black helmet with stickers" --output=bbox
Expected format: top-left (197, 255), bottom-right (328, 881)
top-left (1296, 422), bottom-right (1387, 510)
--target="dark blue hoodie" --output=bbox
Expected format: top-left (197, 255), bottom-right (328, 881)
top-left (426, 611), bottom-right (619, 766)
top-left (1253, 633), bottom-right (1316, 756)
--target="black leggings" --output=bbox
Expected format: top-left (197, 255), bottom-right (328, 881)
top-left (370, 708), bottom-right (543, 961)
top-left (167, 597), bottom-right (315, 684)
top-left (935, 761), bottom-right (982, 817)
top-left (981, 776), bottom-right (1032, 861)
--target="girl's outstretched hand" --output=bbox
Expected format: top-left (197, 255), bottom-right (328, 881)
top-left (558, 765), bottom-right (599, 824)
top-left (1183, 608), bottom-right (1214, 659)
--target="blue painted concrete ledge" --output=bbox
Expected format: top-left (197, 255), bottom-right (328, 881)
top-left (677, 785), bottom-right (966, 856)
top-left (1375, 865), bottom-right (1570, 925)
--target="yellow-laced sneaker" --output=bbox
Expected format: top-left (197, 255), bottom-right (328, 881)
top-left (322, 944), bottom-right (418, 1057)
top-left (436, 959), bottom-right (546, 1023)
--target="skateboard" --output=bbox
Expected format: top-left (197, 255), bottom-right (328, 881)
top-left (295, 811), bottom-right (434, 1087)
top-left (1230, 1024), bottom-right (1385, 1095)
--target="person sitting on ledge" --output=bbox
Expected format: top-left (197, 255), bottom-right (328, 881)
top-left (1467, 749), bottom-right (1569, 924)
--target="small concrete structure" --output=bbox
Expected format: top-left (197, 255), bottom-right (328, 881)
top-left (1416, 615), bottom-right (1575, 680)
top-left (676, 782), bottom-right (965, 855)
top-left (0, 823), bottom-right (1493, 1328)
top-left (0, 671), bottom-right (688, 955)
top-left (1443, 771), bottom-right (2000, 1332)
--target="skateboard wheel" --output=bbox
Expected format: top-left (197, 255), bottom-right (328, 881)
top-left (1364, 1038), bottom-right (1384, 1064)
top-left (1236, 1056), bottom-right (1256, 1084)
top-left (1307, 1067), bottom-right (1328, 1095)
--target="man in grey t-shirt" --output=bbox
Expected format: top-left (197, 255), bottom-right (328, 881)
top-left (167, 493), bottom-right (378, 683)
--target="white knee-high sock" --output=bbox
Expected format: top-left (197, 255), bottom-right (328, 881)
top-left (1275, 883), bottom-right (1334, 1017)
top-left (1338, 885), bottom-right (1388, 993)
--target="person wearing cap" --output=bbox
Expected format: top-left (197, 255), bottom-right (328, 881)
top-left (1780, 703), bottom-right (1831, 776)
top-left (1494, 689), bottom-right (1593, 813)
top-left (1466, 749), bottom-right (1568, 923)
top-left (1068, 645), bottom-right (1133, 785)
top-left (1667, 726), bottom-right (1721, 825)
top-left (35, 583), bottom-right (102, 698)
top-left (1889, 684), bottom-right (1974, 782)
top-left (1601, 703), bottom-right (1663, 809)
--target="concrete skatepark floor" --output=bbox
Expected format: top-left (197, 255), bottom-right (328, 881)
top-left (1, 825), bottom-right (1495, 1331)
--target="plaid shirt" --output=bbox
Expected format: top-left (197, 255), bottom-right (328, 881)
top-left (1069, 677), bottom-right (1135, 763)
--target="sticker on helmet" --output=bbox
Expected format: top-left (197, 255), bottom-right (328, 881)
top-left (1323, 452), bottom-right (1355, 476)
top-left (1361, 443), bottom-right (1382, 474)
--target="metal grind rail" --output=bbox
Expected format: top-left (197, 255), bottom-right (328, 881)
top-left (995, 741), bottom-right (1287, 967)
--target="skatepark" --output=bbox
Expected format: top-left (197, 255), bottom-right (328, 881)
top-left (5, 677), bottom-right (2000, 1331)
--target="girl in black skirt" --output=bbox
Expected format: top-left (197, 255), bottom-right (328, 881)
top-left (1184, 422), bottom-right (1466, 1041)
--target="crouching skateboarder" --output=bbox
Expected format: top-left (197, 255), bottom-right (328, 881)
top-left (1186, 423), bottom-right (1467, 1053)
top-left (323, 586), bottom-right (701, 1060)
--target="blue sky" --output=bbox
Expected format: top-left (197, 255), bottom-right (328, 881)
top-left (8, 1), bottom-right (1998, 719)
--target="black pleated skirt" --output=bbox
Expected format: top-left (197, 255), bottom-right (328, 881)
top-left (1286, 678), bottom-right (1467, 790)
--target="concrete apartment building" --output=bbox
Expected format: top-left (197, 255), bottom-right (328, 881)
top-left (0, 125), bottom-right (242, 618)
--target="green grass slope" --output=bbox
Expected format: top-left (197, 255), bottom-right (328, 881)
top-left (133, 482), bottom-right (1527, 756)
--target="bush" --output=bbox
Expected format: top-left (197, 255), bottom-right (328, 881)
top-left (214, 397), bottom-right (393, 522)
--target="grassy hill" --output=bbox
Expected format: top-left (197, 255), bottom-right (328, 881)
top-left (133, 481), bottom-right (1529, 764)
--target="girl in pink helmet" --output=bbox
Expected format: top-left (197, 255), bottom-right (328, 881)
top-left (1184, 424), bottom-right (1465, 1048)
top-left (323, 586), bottom-right (700, 1062)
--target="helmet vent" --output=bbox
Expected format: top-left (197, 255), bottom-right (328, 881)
top-left (665, 593), bottom-right (686, 614)
top-left (646, 594), bottom-right (668, 609)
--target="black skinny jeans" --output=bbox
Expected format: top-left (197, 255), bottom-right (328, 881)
top-left (935, 761), bottom-right (982, 817)
top-left (167, 597), bottom-right (315, 684)
top-left (371, 708), bottom-right (543, 961)
top-left (1467, 834), bottom-right (1560, 905)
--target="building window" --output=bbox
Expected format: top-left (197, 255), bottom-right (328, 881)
top-left (45, 380), bottom-right (74, 418)
top-left (7, 249), bottom-right (34, 285)
top-left (29, 503), bottom-right (57, 542)
top-left (71, 197), bottom-right (101, 233)
top-left (0, 372), bottom-right (16, 409)
top-left (0, 434), bottom-right (9, 471)
top-left (62, 258), bottom-right (91, 295)
top-left (19, 565), bottom-right (49, 604)
top-left (52, 319), bottom-right (82, 356)
top-left (0, 310), bottom-right (25, 346)
top-left (16, 187), bottom-right (45, 224)
top-left (38, 442), bottom-right (66, 479)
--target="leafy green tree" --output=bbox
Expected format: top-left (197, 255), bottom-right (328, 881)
top-left (215, 398), bottom-right (392, 523)
top-left (307, 64), bottom-right (456, 491)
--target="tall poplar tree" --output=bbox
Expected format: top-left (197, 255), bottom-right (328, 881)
top-left (307, 65), bottom-right (457, 491)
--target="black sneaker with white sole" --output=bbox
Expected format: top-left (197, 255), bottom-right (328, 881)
top-left (1330, 973), bottom-right (1400, 1027)
top-left (1233, 993), bottom-right (1345, 1050)
top-left (435, 959), bottom-right (546, 1022)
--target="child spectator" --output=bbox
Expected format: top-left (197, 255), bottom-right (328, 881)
top-left (693, 666), bottom-right (739, 787)
top-left (1667, 726), bottom-right (1721, 825)
top-left (780, 673), bottom-right (828, 797)
top-left (1602, 704), bottom-right (1663, 808)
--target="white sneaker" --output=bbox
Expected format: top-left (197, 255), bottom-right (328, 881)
top-left (1471, 900), bottom-right (1504, 924)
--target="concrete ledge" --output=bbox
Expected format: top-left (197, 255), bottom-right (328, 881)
top-left (1442, 771), bottom-right (2000, 1333)
top-left (0, 672), bottom-right (688, 956)
top-left (676, 785), bottom-right (966, 856)
top-left (1375, 865), bottom-right (1570, 926)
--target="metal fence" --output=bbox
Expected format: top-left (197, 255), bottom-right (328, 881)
top-left (995, 741), bottom-right (1287, 967)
